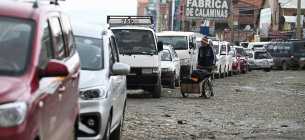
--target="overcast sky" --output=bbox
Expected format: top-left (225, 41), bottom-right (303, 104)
top-left (59, 0), bottom-right (137, 26)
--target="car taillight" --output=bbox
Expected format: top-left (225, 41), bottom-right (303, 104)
top-left (291, 55), bottom-right (294, 59)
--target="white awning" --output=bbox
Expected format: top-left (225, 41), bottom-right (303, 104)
top-left (284, 16), bottom-right (296, 23)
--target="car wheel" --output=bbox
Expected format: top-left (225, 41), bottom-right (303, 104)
top-left (220, 67), bottom-right (225, 78)
top-left (175, 74), bottom-right (180, 87)
top-left (264, 68), bottom-right (271, 72)
top-left (153, 77), bottom-right (161, 98)
top-left (169, 72), bottom-right (175, 89)
top-left (228, 69), bottom-right (232, 76)
top-left (282, 61), bottom-right (287, 71)
top-left (103, 115), bottom-right (111, 140)
top-left (224, 67), bottom-right (228, 77)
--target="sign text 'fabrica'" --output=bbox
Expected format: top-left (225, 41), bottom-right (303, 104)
top-left (186, 0), bottom-right (228, 19)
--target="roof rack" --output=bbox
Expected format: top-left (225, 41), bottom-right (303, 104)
top-left (33, 0), bottom-right (64, 8)
top-left (107, 16), bottom-right (154, 29)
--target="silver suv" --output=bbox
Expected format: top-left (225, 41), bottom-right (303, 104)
top-left (72, 22), bottom-right (130, 140)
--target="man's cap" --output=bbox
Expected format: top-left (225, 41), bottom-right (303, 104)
top-left (201, 36), bottom-right (208, 43)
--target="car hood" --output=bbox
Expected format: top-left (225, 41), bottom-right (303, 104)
top-left (0, 76), bottom-right (28, 103)
top-left (79, 69), bottom-right (109, 89)
top-left (161, 61), bottom-right (174, 69)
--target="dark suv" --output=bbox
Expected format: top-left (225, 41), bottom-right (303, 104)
top-left (0, 1), bottom-right (80, 140)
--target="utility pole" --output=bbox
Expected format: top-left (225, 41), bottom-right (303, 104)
top-left (156, 0), bottom-right (160, 32)
top-left (230, 0), bottom-right (234, 43)
top-left (296, 0), bottom-right (301, 39)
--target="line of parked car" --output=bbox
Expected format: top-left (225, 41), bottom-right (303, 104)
top-left (1, 1), bottom-right (304, 140)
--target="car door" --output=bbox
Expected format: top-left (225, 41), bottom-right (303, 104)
top-left (109, 36), bottom-right (125, 127)
top-left (48, 15), bottom-right (80, 140)
top-left (38, 19), bottom-right (63, 140)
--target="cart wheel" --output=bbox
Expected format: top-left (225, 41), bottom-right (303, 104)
top-left (202, 80), bottom-right (212, 99)
top-left (181, 92), bottom-right (189, 97)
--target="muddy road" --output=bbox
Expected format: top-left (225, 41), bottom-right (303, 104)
top-left (122, 70), bottom-right (305, 140)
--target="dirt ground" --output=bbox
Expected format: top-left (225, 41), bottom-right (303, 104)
top-left (122, 70), bottom-right (305, 140)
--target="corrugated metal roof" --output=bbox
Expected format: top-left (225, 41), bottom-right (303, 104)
top-left (284, 16), bottom-right (296, 23)
top-left (279, 0), bottom-right (305, 9)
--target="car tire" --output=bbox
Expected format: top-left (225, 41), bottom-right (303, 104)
top-left (169, 75), bottom-right (175, 89)
top-left (220, 67), bottom-right (225, 78)
top-left (175, 74), bottom-right (180, 87)
top-left (282, 61), bottom-right (287, 71)
top-left (264, 68), bottom-right (271, 72)
top-left (153, 78), bottom-right (161, 98)
top-left (224, 67), bottom-right (228, 77)
top-left (103, 115), bottom-right (111, 140)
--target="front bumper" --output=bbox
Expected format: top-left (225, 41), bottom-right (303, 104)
top-left (78, 99), bottom-right (110, 139)
top-left (161, 71), bottom-right (175, 84)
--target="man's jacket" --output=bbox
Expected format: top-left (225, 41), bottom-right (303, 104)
top-left (197, 45), bottom-right (216, 67)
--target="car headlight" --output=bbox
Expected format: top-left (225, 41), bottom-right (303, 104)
top-left (79, 85), bottom-right (108, 100)
top-left (180, 58), bottom-right (190, 65)
top-left (0, 102), bottom-right (27, 128)
top-left (142, 68), bottom-right (158, 74)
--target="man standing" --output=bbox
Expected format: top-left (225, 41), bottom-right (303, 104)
top-left (197, 36), bottom-right (216, 96)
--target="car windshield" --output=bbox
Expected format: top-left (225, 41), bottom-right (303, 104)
top-left (75, 36), bottom-right (103, 70)
top-left (293, 43), bottom-right (305, 53)
top-left (240, 43), bottom-right (249, 48)
top-left (255, 52), bottom-right (272, 59)
top-left (0, 17), bottom-right (34, 76)
top-left (235, 48), bottom-right (246, 56)
top-left (231, 49), bottom-right (235, 57)
top-left (158, 36), bottom-right (188, 50)
top-left (112, 29), bottom-right (156, 55)
top-left (160, 50), bottom-right (172, 61)
top-left (212, 43), bottom-right (219, 54)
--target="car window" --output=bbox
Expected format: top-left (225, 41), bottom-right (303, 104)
top-left (75, 36), bottom-right (103, 70)
top-left (160, 50), bottom-right (172, 61)
top-left (39, 21), bottom-right (54, 68)
top-left (267, 45), bottom-right (274, 53)
top-left (0, 17), bottom-right (34, 76)
top-left (255, 52), bottom-right (272, 59)
top-left (283, 45), bottom-right (291, 54)
top-left (61, 13), bottom-right (76, 57)
top-left (50, 17), bottom-right (66, 60)
top-left (157, 36), bottom-right (188, 50)
top-left (293, 43), bottom-right (305, 53)
top-left (110, 36), bottom-right (119, 62)
top-left (236, 48), bottom-right (246, 56)
top-left (112, 29), bottom-right (156, 54)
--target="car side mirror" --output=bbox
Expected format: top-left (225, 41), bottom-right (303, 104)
top-left (112, 62), bottom-right (130, 75)
top-left (189, 42), bottom-right (194, 49)
top-left (237, 54), bottom-right (242, 57)
top-left (40, 59), bottom-right (69, 77)
top-left (157, 42), bottom-right (163, 52)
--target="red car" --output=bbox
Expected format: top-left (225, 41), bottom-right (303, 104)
top-left (234, 46), bottom-right (249, 74)
top-left (0, 1), bottom-right (80, 140)
top-left (230, 46), bottom-right (242, 74)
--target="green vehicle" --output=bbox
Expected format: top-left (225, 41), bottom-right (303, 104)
top-left (265, 40), bottom-right (305, 70)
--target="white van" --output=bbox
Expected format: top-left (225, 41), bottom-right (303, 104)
top-left (108, 16), bottom-right (163, 98)
top-left (156, 31), bottom-right (197, 79)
